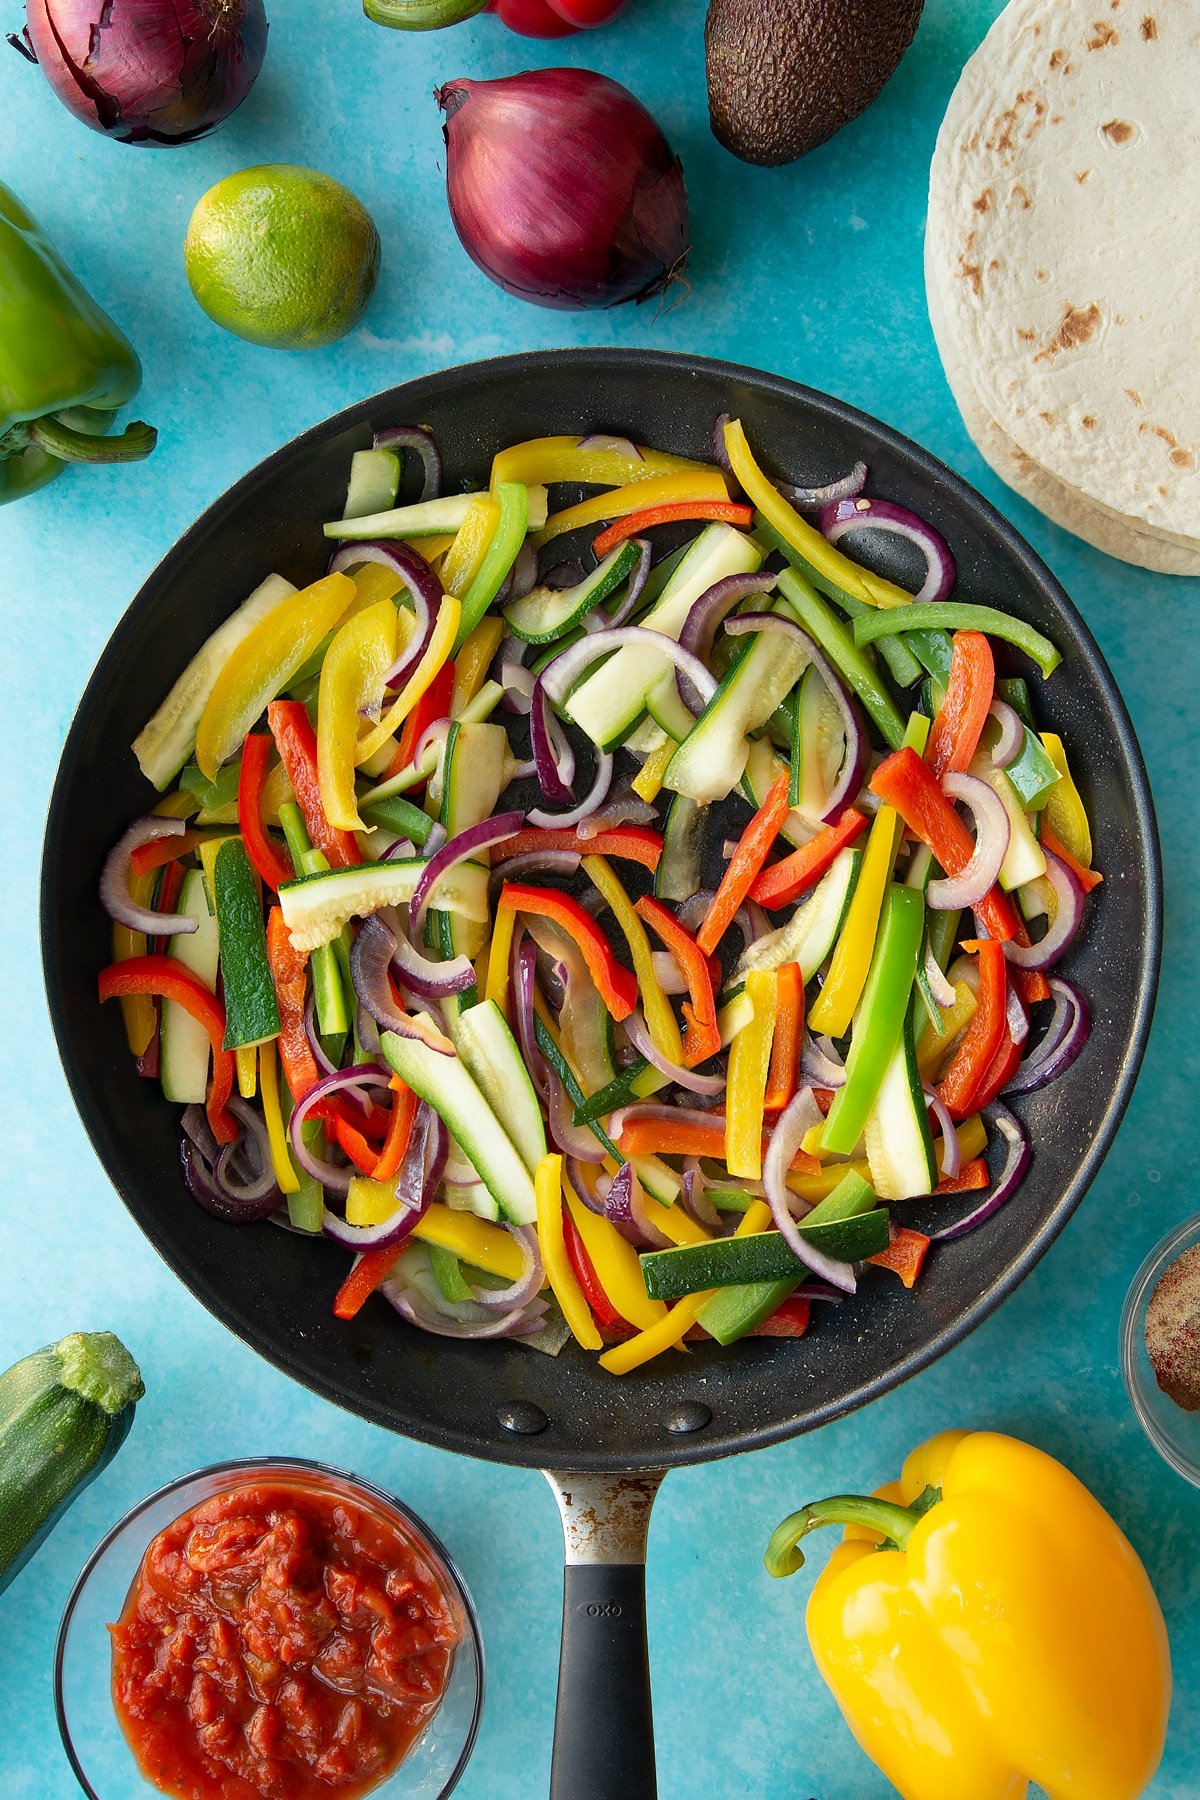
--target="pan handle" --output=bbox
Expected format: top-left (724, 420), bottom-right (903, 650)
top-left (543, 1469), bottom-right (666, 1800)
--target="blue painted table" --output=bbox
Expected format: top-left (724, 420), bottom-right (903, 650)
top-left (1, 2), bottom-right (1196, 1795)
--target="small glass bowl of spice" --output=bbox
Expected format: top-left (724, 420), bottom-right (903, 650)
top-left (1121, 1215), bottom-right (1200, 1486)
top-left (56, 1457), bottom-right (483, 1800)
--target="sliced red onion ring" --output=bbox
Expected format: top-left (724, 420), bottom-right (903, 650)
top-left (399, 1109), bottom-right (449, 1214)
top-left (800, 1032), bottom-right (846, 1089)
top-left (181, 1104), bottom-right (220, 1166)
top-left (1004, 978), bottom-right (1090, 1095)
top-left (390, 908), bottom-right (477, 998)
top-left (499, 638), bottom-right (535, 716)
top-left (732, 901), bottom-right (771, 953)
top-left (927, 1104), bottom-right (1030, 1240)
top-left (923, 1086), bottom-right (961, 1180)
top-left (215, 1098), bottom-right (278, 1203)
top-left (677, 890), bottom-right (716, 935)
top-left (724, 612), bottom-right (868, 824)
top-left (528, 750), bottom-right (614, 831)
top-left (926, 774), bottom-right (1010, 911)
top-left (577, 433), bottom-right (644, 459)
top-left (575, 792), bottom-right (657, 838)
top-left (598, 538), bottom-right (651, 631)
top-left (539, 625), bottom-right (718, 716)
top-left (763, 1088), bottom-right (857, 1293)
top-left (676, 572), bottom-right (779, 710)
top-left (383, 1281), bottom-right (547, 1339)
top-left (651, 950), bottom-right (687, 997)
top-left (548, 1071), bottom-right (604, 1163)
top-left (1006, 984), bottom-right (1030, 1048)
top-left (489, 851), bottom-right (581, 896)
top-left (530, 686), bottom-right (576, 804)
top-left (321, 1106), bottom-right (445, 1253)
top-left (180, 1138), bottom-right (280, 1224)
top-left (101, 817), bottom-right (197, 936)
top-left (988, 700), bottom-right (1024, 770)
top-left (624, 1008), bottom-right (725, 1095)
top-left (604, 1161), bottom-right (671, 1250)
top-left (471, 1224), bottom-right (545, 1310)
top-left (304, 992), bottom-right (342, 1076)
top-left (566, 1156), bottom-right (606, 1217)
top-left (680, 1158), bottom-right (723, 1231)
top-left (923, 946), bottom-right (957, 1011)
top-left (780, 461), bottom-right (869, 511)
top-left (409, 812), bottom-right (524, 931)
top-left (1002, 852), bottom-right (1086, 972)
top-left (509, 541), bottom-right (538, 603)
top-left (511, 931), bottom-right (549, 1101)
top-left (372, 425), bottom-right (441, 501)
top-left (819, 496), bottom-right (956, 605)
top-left (288, 1066), bottom-right (394, 1193)
top-left (350, 914), bottom-right (457, 1052)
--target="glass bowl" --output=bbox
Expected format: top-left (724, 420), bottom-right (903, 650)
top-left (55, 1456), bottom-right (484, 1800)
top-left (1121, 1214), bottom-right (1200, 1487)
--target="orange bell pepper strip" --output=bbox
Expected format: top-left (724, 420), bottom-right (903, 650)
top-left (237, 733), bottom-right (294, 891)
top-left (764, 962), bottom-right (803, 1110)
top-left (749, 807), bottom-right (868, 909)
top-left (634, 895), bottom-right (720, 1067)
top-left (962, 1022), bottom-right (1023, 1116)
top-left (129, 828), bottom-right (210, 878)
top-left (562, 1206), bottom-right (623, 1331)
top-left (493, 825), bottom-right (663, 873)
top-left (371, 1079), bottom-right (418, 1183)
top-left (869, 747), bottom-right (1017, 943)
top-left (617, 1112), bottom-right (820, 1174)
top-left (868, 1227), bottom-right (931, 1288)
top-left (936, 939), bottom-right (1008, 1119)
top-left (1040, 822), bottom-right (1104, 894)
top-left (385, 658), bottom-right (456, 780)
top-left (927, 630), bottom-right (995, 780)
top-left (697, 770), bottom-right (792, 957)
top-left (98, 954), bottom-right (237, 1144)
top-left (265, 907), bottom-right (322, 1106)
top-left (935, 1157), bottom-right (989, 1196)
top-left (592, 500), bottom-right (753, 558)
top-left (266, 700), bottom-right (361, 870)
top-left (496, 883), bottom-right (637, 1021)
top-left (333, 1243), bottom-right (403, 1320)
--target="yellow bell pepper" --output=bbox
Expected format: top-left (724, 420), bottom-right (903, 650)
top-left (916, 977), bottom-right (978, 1078)
top-left (452, 616), bottom-right (504, 714)
top-left (235, 1044), bottom-right (258, 1099)
top-left (767, 1430), bottom-right (1171, 1800)
top-left (535, 470), bottom-right (730, 548)
top-left (440, 494), bottom-right (500, 597)
top-left (316, 598), bottom-right (400, 831)
top-left (410, 1201), bottom-right (528, 1280)
top-left (725, 968), bottom-right (778, 1180)
top-left (631, 732), bottom-right (676, 802)
top-left (195, 572), bottom-right (357, 780)
top-left (353, 592), bottom-right (461, 766)
top-left (562, 1184), bottom-right (666, 1332)
top-left (491, 434), bottom-right (709, 492)
top-left (258, 1040), bottom-right (300, 1196)
top-left (484, 900), bottom-right (517, 1018)
top-left (582, 854), bottom-right (684, 1064)
top-left (645, 1193), bottom-right (711, 1248)
top-left (111, 865), bottom-right (158, 1056)
top-left (346, 1177), bottom-right (397, 1227)
top-left (599, 1197), bottom-right (766, 1374)
top-left (722, 418), bottom-right (911, 610)
top-left (1040, 732), bottom-right (1093, 866)
top-left (783, 1115), bottom-right (987, 1200)
top-left (535, 1153), bottom-right (602, 1351)
top-left (808, 804), bottom-right (903, 1038)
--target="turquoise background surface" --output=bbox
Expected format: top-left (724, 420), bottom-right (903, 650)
top-left (1, 1), bottom-right (1196, 1794)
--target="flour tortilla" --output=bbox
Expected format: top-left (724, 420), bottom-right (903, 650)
top-left (927, 0), bottom-right (1200, 539)
top-left (926, 236), bottom-right (1200, 574)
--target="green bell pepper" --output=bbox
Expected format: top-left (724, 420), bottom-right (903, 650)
top-left (0, 182), bottom-right (155, 504)
top-left (776, 568), bottom-right (907, 751)
top-left (852, 601), bottom-right (1061, 680)
top-left (822, 884), bottom-right (924, 1155)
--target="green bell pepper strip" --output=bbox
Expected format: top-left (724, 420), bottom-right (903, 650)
top-left (572, 1057), bottom-right (651, 1125)
top-left (278, 802), bottom-right (350, 1040)
top-left (755, 517), bottom-right (924, 689)
top-left (0, 182), bottom-right (155, 503)
top-left (358, 792), bottom-right (435, 843)
top-left (990, 678), bottom-right (1061, 809)
top-left (822, 884), bottom-right (925, 1155)
top-left (533, 1012), bottom-right (622, 1161)
top-left (852, 603), bottom-right (1062, 679)
top-left (454, 481), bottom-right (529, 653)
top-left (777, 568), bottom-right (907, 751)
top-left (212, 839), bottom-right (282, 1051)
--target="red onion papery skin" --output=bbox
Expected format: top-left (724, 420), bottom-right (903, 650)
top-left (436, 69), bottom-right (689, 311)
top-left (24, 0), bottom-right (268, 146)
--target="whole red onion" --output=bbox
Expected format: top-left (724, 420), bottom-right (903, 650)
top-left (21, 0), bottom-right (268, 145)
top-left (436, 68), bottom-right (689, 311)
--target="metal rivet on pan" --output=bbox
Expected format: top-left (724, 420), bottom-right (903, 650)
top-left (498, 1401), bottom-right (548, 1435)
top-left (664, 1402), bottom-right (712, 1435)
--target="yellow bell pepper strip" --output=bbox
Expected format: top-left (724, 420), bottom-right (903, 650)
top-left (634, 895), bottom-right (720, 1067)
top-left (1040, 731), bottom-right (1093, 866)
top-left (723, 418), bottom-right (911, 610)
top-left (808, 802), bottom-right (903, 1037)
top-left (581, 855), bottom-right (682, 1054)
top-left (697, 770), bottom-right (792, 957)
top-left (535, 1154), bottom-right (603, 1351)
top-left (632, 732), bottom-right (676, 802)
top-left (822, 885), bottom-right (924, 1155)
top-left (195, 573), bottom-right (357, 780)
top-left (411, 1202), bottom-right (528, 1280)
top-left (452, 616), bottom-right (504, 714)
top-left (491, 435), bottom-right (709, 491)
top-left (786, 1115), bottom-right (987, 1204)
top-left (353, 592), bottom-right (461, 767)
top-left (599, 1197), bottom-right (766, 1375)
top-left (317, 598), bottom-right (400, 830)
top-left (111, 865), bottom-right (159, 1056)
top-left (499, 881), bottom-right (637, 1022)
top-left (563, 1183), bottom-right (667, 1332)
top-left (440, 493), bottom-right (499, 597)
top-left (916, 977), bottom-right (977, 1078)
top-left (725, 969), bottom-right (778, 1179)
top-left (455, 481), bottom-right (529, 652)
top-left (258, 1039), bottom-right (300, 1196)
top-left (484, 898), bottom-right (517, 1019)
top-left (235, 1045), bottom-right (258, 1099)
top-left (644, 1195), bottom-right (712, 1248)
top-left (534, 469), bottom-right (730, 548)
top-left (766, 1431), bottom-right (1171, 1800)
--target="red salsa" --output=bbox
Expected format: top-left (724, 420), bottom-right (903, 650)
top-left (110, 1477), bottom-right (460, 1800)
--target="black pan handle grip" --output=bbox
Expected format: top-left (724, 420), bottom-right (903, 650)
top-left (544, 1470), bottom-right (666, 1800)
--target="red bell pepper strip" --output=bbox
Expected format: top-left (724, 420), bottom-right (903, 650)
top-left (936, 939), bottom-right (1008, 1119)
top-left (764, 962), bottom-right (803, 1110)
top-left (98, 954), bottom-right (237, 1144)
top-left (592, 501), bottom-right (754, 559)
top-left (497, 883), bottom-right (637, 1020)
top-left (749, 807), bottom-right (868, 909)
top-left (961, 1018), bottom-right (1024, 1116)
top-left (332, 1113), bottom-right (381, 1176)
top-left (493, 825), bottom-right (663, 873)
top-left (371, 1079), bottom-right (418, 1183)
top-left (1040, 823), bottom-right (1104, 893)
top-left (697, 771), bottom-right (792, 957)
top-left (748, 1294), bottom-right (811, 1338)
top-left (868, 1228), bottom-right (931, 1288)
top-left (237, 733), bottom-right (294, 891)
top-left (926, 630), bottom-right (995, 779)
top-left (634, 895), bottom-right (720, 1066)
top-left (151, 858), bottom-right (186, 955)
top-left (562, 1206), bottom-right (623, 1330)
top-left (266, 700), bottom-right (361, 870)
top-left (870, 747), bottom-right (1018, 943)
top-left (385, 659), bottom-right (456, 781)
top-left (935, 1157), bottom-right (988, 1196)
top-left (617, 1113), bottom-right (820, 1173)
top-left (129, 829), bottom-right (208, 878)
top-left (265, 908), bottom-right (322, 1105)
top-left (333, 1243), bottom-right (404, 1320)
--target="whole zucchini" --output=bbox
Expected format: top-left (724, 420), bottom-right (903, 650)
top-left (0, 1331), bottom-right (143, 1594)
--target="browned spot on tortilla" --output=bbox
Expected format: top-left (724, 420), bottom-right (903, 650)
top-left (1158, 483), bottom-right (1169, 496)
top-left (1049, 47), bottom-right (1069, 69)
top-left (1141, 13), bottom-right (1157, 36)
top-left (1033, 302), bottom-right (1103, 360)
top-left (959, 258), bottom-right (983, 298)
top-left (1102, 118), bottom-right (1137, 144)
top-left (1039, 411), bottom-right (1057, 425)
top-left (1138, 422), bottom-right (1195, 469)
top-left (1036, 268), bottom-right (1049, 280)
top-left (988, 258), bottom-right (1001, 274)
top-left (1017, 328), bottom-right (1037, 342)
top-left (1082, 416), bottom-right (1098, 429)
top-left (961, 128), bottom-right (982, 155)
top-left (973, 187), bottom-right (994, 214)
top-left (1126, 388), bottom-right (1144, 406)
top-left (1051, 113), bottom-right (1066, 124)
top-left (1075, 169), bottom-right (1092, 183)
top-left (1171, 449), bottom-right (1195, 469)
top-left (1009, 183), bottom-right (1033, 209)
top-left (1087, 20), bottom-right (1119, 46)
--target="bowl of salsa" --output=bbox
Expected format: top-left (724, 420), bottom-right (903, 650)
top-left (55, 1458), bottom-right (483, 1800)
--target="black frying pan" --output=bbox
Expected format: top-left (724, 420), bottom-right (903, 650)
top-left (41, 350), bottom-right (1160, 1799)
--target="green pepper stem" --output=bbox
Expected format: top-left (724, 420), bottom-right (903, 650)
top-left (28, 414), bottom-right (157, 465)
top-left (363, 0), bottom-right (488, 28)
top-left (765, 1494), bottom-right (927, 1579)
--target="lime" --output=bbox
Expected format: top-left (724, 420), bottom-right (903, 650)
top-left (184, 165), bottom-right (381, 351)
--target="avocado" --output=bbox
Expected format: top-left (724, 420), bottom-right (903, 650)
top-left (706, 0), bottom-right (925, 168)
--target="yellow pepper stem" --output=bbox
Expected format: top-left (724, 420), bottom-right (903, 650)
top-left (765, 1492), bottom-right (930, 1579)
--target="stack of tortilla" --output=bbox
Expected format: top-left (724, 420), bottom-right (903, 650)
top-left (925, 0), bottom-right (1200, 574)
